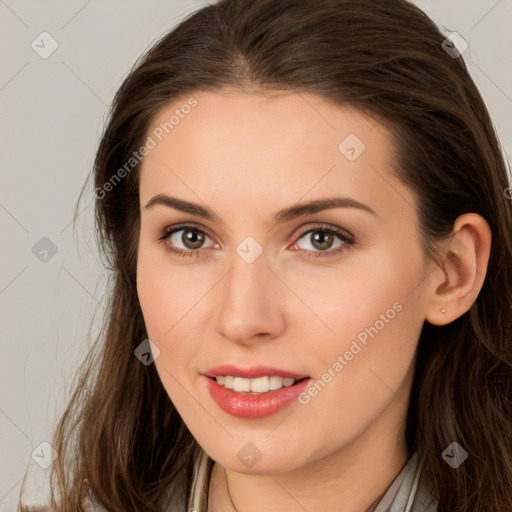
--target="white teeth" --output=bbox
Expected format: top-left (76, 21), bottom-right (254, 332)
top-left (215, 375), bottom-right (297, 393)
top-left (233, 377), bottom-right (251, 392)
top-left (250, 376), bottom-right (269, 392)
top-left (269, 376), bottom-right (283, 390)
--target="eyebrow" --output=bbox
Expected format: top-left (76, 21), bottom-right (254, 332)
top-left (144, 193), bottom-right (377, 223)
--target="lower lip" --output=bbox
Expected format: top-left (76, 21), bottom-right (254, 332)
top-left (204, 376), bottom-right (311, 419)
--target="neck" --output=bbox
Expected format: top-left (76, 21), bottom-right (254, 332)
top-left (208, 394), bottom-right (410, 512)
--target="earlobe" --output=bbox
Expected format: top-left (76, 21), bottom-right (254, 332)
top-left (424, 213), bottom-right (492, 326)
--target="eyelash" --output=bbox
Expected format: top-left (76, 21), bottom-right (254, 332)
top-left (156, 223), bottom-right (355, 260)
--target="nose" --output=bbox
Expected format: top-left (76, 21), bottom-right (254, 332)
top-left (214, 248), bottom-right (286, 346)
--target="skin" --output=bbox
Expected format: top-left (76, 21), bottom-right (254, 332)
top-left (136, 89), bottom-right (491, 512)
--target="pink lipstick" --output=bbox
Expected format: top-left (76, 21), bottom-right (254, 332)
top-left (202, 365), bottom-right (311, 419)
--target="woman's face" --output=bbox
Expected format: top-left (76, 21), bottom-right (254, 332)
top-left (136, 89), bottom-right (434, 473)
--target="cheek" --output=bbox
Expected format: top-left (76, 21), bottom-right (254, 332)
top-left (136, 245), bottom-right (216, 378)
top-left (137, 261), bottom-right (201, 411)
top-left (294, 242), bottom-right (426, 395)
top-left (136, 241), bottom-right (200, 339)
top-left (137, 251), bottom-right (168, 337)
top-left (288, 238), bottom-right (425, 346)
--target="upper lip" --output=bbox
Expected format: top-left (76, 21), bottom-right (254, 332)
top-left (203, 365), bottom-right (310, 380)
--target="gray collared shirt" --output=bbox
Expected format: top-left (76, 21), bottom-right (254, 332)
top-left (186, 450), bottom-right (439, 512)
top-left (73, 450), bottom-right (439, 511)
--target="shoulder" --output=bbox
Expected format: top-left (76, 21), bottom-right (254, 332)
top-left (17, 482), bottom-right (106, 512)
top-left (17, 507), bottom-right (51, 512)
top-left (80, 485), bottom-right (108, 511)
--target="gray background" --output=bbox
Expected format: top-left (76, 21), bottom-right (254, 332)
top-left (1, 0), bottom-right (511, 509)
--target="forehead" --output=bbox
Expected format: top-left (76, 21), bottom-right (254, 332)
top-left (139, 89), bottom-right (413, 221)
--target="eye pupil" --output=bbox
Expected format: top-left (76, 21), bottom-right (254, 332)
top-left (312, 230), bottom-right (334, 250)
top-left (183, 229), bottom-right (204, 249)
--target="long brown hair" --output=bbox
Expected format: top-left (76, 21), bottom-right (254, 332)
top-left (19, 0), bottom-right (512, 510)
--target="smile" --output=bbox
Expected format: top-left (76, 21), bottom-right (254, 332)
top-left (215, 375), bottom-right (297, 393)
top-left (202, 365), bottom-right (311, 418)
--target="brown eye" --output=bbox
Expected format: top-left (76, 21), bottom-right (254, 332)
top-left (159, 226), bottom-right (216, 255)
top-left (309, 230), bottom-right (336, 251)
top-left (295, 227), bottom-right (352, 254)
top-left (179, 229), bottom-right (206, 250)
top-left (293, 226), bottom-right (355, 257)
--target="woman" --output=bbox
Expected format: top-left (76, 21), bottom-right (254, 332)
top-left (19, 0), bottom-right (512, 511)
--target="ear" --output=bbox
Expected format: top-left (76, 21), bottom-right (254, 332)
top-left (424, 213), bottom-right (492, 326)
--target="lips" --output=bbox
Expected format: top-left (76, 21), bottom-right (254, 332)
top-left (201, 365), bottom-right (311, 419)
top-left (202, 364), bottom-right (309, 380)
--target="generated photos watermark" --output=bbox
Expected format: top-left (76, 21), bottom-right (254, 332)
top-left (298, 301), bottom-right (403, 405)
top-left (95, 97), bottom-right (198, 200)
